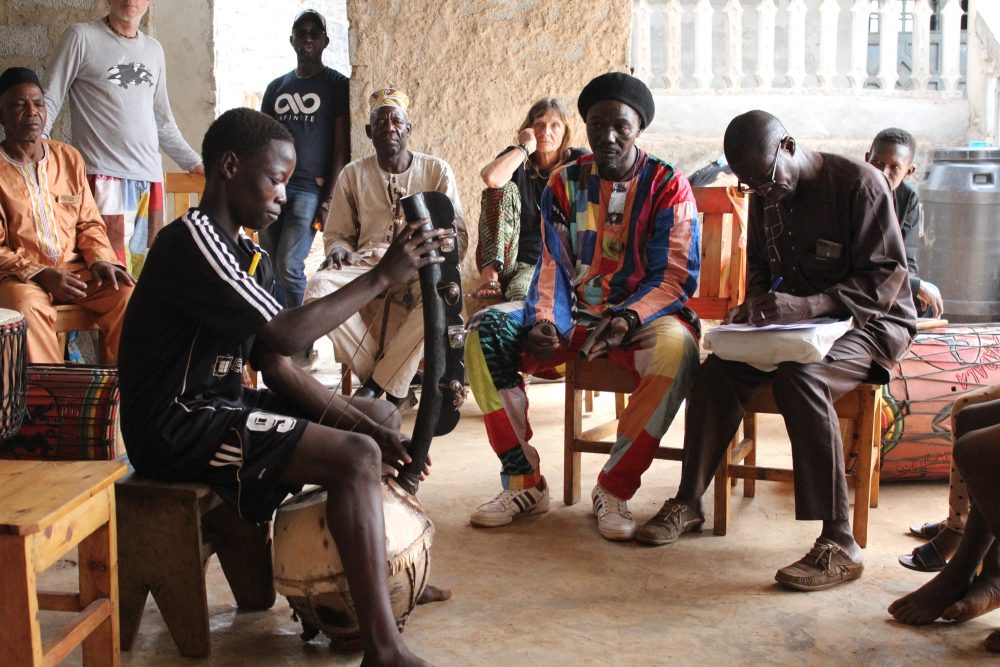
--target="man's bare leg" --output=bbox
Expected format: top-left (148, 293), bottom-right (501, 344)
top-left (889, 421), bottom-right (1000, 626)
top-left (279, 423), bottom-right (429, 666)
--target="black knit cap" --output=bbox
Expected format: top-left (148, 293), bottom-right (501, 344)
top-left (577, 72), bottom-right (655, 129)
top-left (0, 67), bottom-right (42, 98)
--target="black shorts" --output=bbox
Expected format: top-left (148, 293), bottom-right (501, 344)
top-left (193, 389), bottom-right (308, 523)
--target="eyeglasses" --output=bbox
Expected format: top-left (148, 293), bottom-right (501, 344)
top-left (737, 136), bottom-right (788, 195)
top-left (293, 28), bottom-right (324, 39)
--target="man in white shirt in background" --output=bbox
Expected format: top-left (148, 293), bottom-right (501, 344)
top-left (43, 0), bottom-right (203, 276)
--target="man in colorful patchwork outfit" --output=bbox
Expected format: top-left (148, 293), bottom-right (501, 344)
top-left (466, 72), bottom-right (702, 541)
top-left (43, 0), bottom-right (203, 276)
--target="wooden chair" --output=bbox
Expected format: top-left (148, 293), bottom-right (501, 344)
top-left (165, 172), bottom-right (205, 220)
top-left (54, 304), bottom-right (106, 363)
top-left (564, 186), bottom-right (747, 504)
top-left (562, 186), bottom-right (885, 546)
top-left (713, 383), bottom-right (882, 548)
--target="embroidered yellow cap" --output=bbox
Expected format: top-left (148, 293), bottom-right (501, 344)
top-left (368, 87), bottom-right (410, 115)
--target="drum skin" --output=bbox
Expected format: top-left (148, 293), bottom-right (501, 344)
top-left (881, 325), bottom-right (1000, 480)
top-left (272, 479), bottom-right (434, 645)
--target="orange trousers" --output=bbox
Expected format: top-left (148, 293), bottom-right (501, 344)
top-left (0, 264), bottom-right (132, 364)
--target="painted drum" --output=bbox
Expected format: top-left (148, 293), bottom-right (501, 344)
top-left (0, 308), bottom-right (27, 442)
top-left (272, 479), bottom-right (434, 646)
top-left (881, 324), bottom-right (1000, 480)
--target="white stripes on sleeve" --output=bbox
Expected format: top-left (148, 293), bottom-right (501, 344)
top-left (182, 210), bottom-right (282, 320)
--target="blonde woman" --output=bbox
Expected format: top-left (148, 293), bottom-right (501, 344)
top-left (474, 98), bottom-right (588, 301)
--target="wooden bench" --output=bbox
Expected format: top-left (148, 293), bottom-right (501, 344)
top-left (116, 472), bottom-right (274, 658)
top-left (0, 459), bottom-right (126, 666)
top-left (563, 185), bottom-right (883, 547)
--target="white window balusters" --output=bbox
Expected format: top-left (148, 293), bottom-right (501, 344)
top-left (722, 0), bottom-right (744, 89)
top-left (662, 0), bottom-right (684, 90)
top-left (755, 0), bottom-right (778, 89)
top-left (847, 0), bottom-right (871, 89)
top-left (633, 0), bottom-right (653, 83)
top-left (786, 0), bottom-right (808, 88)
top-left (910, 0), bottom-right (933, 91)
top-left (816, 0), bottom-right (841, 89)
top-left (693, 0), bottom-right (714, 89)
top-left (876, 0), bottom-right (903, 89)
top-left (939, 0), bottom-right (964, 91)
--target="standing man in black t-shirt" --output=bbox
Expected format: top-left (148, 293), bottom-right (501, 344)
top-left (118, 108), bottom-right (443, 665)
top-left (261, 9), bottom-right (350, 367)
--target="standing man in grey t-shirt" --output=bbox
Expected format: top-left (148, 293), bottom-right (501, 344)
top-left (43, 0), bottom-right (203, 276)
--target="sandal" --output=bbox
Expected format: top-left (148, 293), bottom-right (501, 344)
top-left (474, 280), bottom-right (503, 300)
top-left (898, 541), bottom-right (948, 572)
top-left (909, 520), bottom-right (946, 540)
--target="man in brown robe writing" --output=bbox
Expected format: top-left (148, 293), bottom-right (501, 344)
top-left (634, 110), bottom-right (916, 592)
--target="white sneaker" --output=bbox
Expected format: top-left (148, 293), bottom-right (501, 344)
top-left (470, 478), bottom-right (550, 527)
top-left (591, 484), bottom-right (636, 541)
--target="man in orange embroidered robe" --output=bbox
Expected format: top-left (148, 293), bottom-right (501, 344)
top-left (0, 67), bottom-right (133, 363)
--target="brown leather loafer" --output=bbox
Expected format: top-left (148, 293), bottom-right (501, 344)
top-left (635, 498), bottom-right (705, 546)
top-left (775, 538), bottom-right (864, 591)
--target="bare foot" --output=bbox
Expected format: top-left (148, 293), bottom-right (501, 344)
top-left (942, 573), bottom-right (1000, 622)
top-left (417, 584), bottom-right (452, 605)
top-left (474, 280), bottom-right (503, 300)
top-left (985, 629), bottom-right (1000, 652)
top-left (889, 569), bottom-right (974, 625)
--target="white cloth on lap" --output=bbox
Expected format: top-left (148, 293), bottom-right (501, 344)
top-left (704, 318), bottom-right (854, 372)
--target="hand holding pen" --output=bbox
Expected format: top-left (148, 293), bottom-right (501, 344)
top-left (749, 276), bottom-right (783, 326)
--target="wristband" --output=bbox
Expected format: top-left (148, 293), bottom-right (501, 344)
top-left (517, 143), bottom-right (531, 162)
top-left (614, 309), bottom-right (641, 339)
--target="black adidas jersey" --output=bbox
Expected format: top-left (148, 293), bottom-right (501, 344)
top-left (118, 208), bottom-right (282, 477)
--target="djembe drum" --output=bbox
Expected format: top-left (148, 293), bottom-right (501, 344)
top-left (272, 479), bottom-right (434, 646)
top-left (0, 308), bottom-right (27, 441)
top-left (881, 324), bottom-right (1000, 480)
top-left (1, 364), bottom-right (120, 460)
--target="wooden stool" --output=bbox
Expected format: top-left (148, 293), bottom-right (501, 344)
top-left (115, 472), bottom-right (275, 658)
top-left (0, 459), bottom-right (127, 666)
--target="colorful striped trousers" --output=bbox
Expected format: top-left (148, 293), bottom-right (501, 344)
top-left (465, 303), bottom-right (700, 499)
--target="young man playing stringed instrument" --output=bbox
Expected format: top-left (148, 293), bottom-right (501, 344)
top-left (117, 108), bottom-right (447, 666)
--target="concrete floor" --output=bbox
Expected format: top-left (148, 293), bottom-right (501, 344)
top-left (37, 346), bottom-right (1000, 665)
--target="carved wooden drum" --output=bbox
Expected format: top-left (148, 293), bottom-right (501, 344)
top-left (0, 308), bottom-right (27, 441)
top-left (272, 479), bottom-right (434, 646)
top-left (881, 324), bottom-right (1000, 480)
